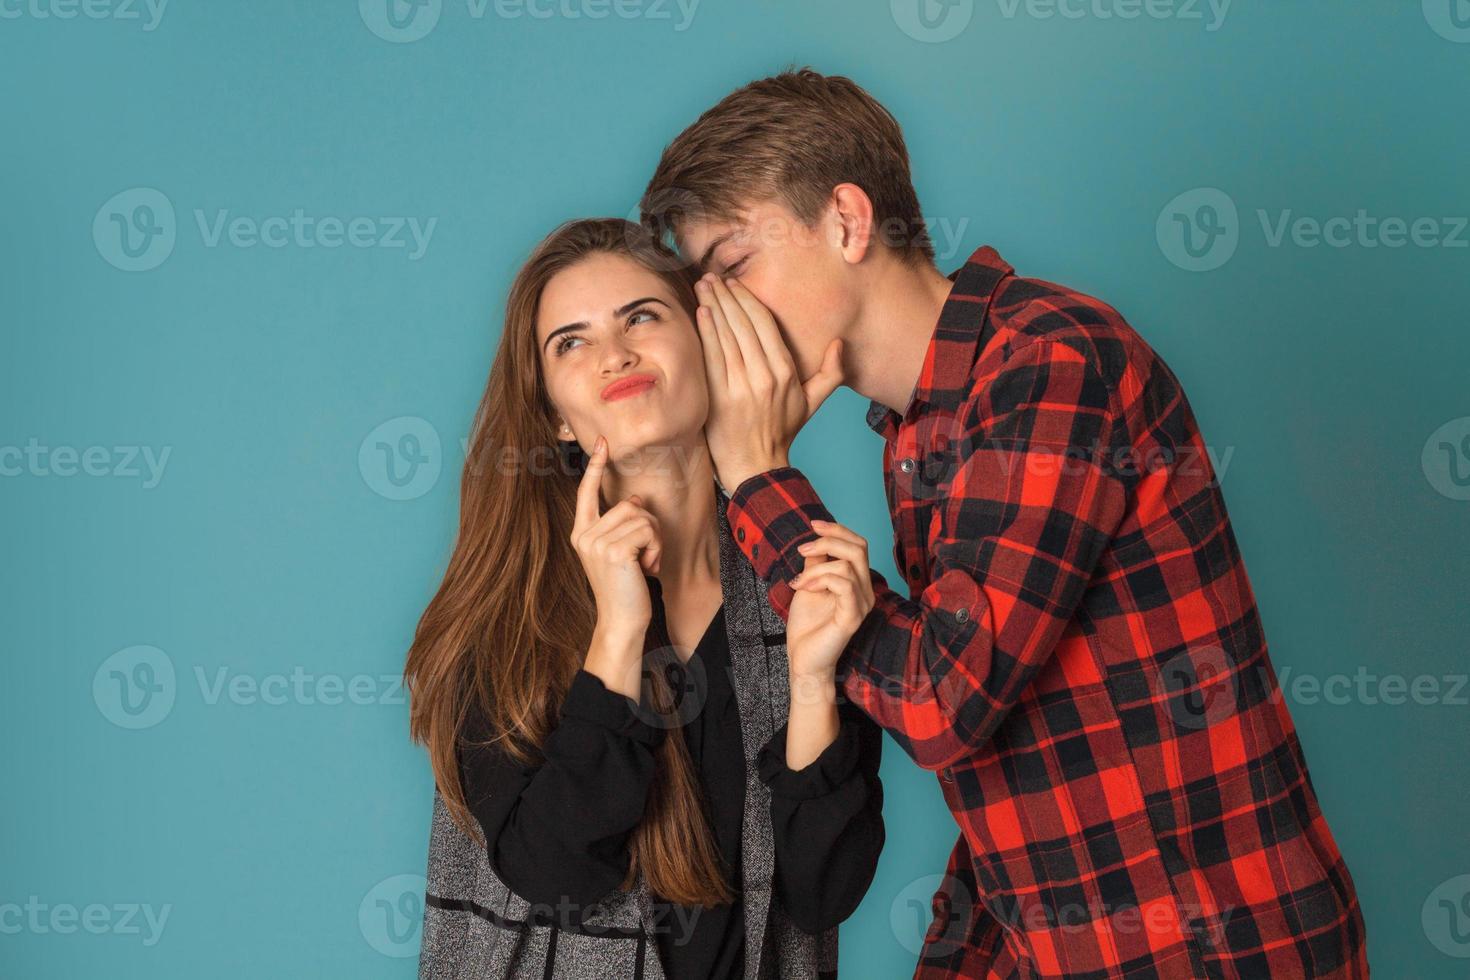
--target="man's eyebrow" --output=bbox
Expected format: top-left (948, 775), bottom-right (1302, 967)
top-left (542, 297), bottom-right (670, 351)
top-left (697, 232), bottom-right (734, 273)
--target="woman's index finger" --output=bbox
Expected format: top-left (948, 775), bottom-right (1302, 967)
top-left (573, 435), bottom-right (607, 533)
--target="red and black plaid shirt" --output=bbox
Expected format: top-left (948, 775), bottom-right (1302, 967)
top-left (727, 246), bottom-right (1368, 978)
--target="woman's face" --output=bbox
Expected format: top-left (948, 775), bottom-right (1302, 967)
top-left (536, 251), bottom-right (708, 464)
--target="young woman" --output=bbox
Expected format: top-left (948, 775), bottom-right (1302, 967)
top-left (405, 218), bottom-right (885, 979)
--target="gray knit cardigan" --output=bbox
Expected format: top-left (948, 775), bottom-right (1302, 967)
top-left (417, 483), bottom-right (840, 979)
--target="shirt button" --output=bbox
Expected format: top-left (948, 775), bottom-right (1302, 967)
top-left (899, 458), bottom-right (916, 474)
top-left (954, 607), bottom-right (969, 624)
top-left (908, 563), bottom-right (921, 579)
top-left (752, 544), bottom-right (759, 558)
top-left (737, 527), bottom-right (746, 542)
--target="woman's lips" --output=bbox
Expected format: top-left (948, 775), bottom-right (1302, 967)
top-left (600, 375), bottom-right (658, 401)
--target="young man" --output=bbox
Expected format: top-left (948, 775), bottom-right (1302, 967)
top-left (640, 69), bottom-right (1368, 978)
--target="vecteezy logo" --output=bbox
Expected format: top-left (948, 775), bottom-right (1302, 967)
top-left (359, 0), bottom-right (441, 42)
top-left (891, 0), bottom-right (974, 42)
top-left (1422, 417), bottom-right (1470, 501)
top-left (93, 645), bottom-right (177, 729)
top-left (1423, 874), bottom-right (1470, 958)
top-left (358, 416), bottom-right (442, 500)
top-left (889, 872), bottom-right (975, 957)
top-left (1160, 645), bottom-right (1236, 730)
top-left (633, 643), bottom-right (709, 729)
top-left (1156, 187), bottom-right (1239, 272)
top-left (1424, 0), bottom-right (1470, 42)
top-left (93, 188), bottom-right (176, 272)
top-left (360, 874), bottom-right (427, 957)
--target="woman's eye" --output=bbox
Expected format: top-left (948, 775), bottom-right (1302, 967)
top-left (554, 336), bottom-right (583, 355)
top-left (628, 309), bottom-right (659, 326)
top-left (724, 256), bottom-right (748, 275)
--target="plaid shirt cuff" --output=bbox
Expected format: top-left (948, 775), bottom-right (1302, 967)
top-left (725, 466), bottom-right (835, 619)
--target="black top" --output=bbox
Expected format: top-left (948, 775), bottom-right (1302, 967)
top-left (456, 577), bottom-right (884, 980)
top-left (647, 597), bottom-right (744, 978)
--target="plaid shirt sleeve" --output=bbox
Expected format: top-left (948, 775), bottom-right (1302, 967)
top-left (726, 339), bottom-right (1130, 771)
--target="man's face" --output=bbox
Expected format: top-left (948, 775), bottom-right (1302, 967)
top-left (677, 198), bottom-right (856, 383)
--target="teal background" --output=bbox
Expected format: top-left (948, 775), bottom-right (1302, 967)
top-left (3, 1), bottom-right (1468, 976)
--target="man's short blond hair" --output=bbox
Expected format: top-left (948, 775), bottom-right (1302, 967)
top-left (640, 67), bottom-right (934, 266)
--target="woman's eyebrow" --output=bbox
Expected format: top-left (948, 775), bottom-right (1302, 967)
top-left (542, 297), bottom-right (670, 351)
top-left (614, 296), bottom-right (667, 317)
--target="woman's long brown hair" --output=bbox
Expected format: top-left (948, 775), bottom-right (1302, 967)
top-left (404, 218), bottom-right (735, 908)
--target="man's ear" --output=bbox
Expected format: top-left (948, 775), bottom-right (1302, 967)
top-left (829, 182), bottom-right (876, 266)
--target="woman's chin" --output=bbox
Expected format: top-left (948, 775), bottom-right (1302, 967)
top-left (606, 430), bottom-right (707, 477)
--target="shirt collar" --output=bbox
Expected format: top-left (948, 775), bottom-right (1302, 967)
top-left (864, 245), bottom-right (1015, 441)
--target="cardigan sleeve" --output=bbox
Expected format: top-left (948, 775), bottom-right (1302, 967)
top-left (456, 668), bottom-right (667, 922)
top-left (756, 694), bottom-right (886, 933)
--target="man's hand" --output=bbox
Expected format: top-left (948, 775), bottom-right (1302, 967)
top-left (694, 274), bottom-right (843, 491)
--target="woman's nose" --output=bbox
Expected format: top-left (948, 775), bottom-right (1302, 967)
top-left (600, 338), bottom-right (638, 373)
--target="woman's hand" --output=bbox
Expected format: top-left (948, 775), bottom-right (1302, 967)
top-left (695, 275), bottom-right (844, 492)
top-left (785, 520), bottom-right (876, 684)
top-left (570, 436), bottom-right (661, 698)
